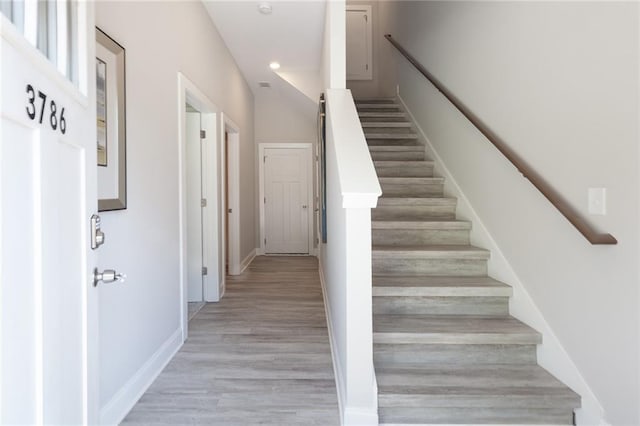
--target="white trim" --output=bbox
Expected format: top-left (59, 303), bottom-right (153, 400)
top-left (239, 248), bottom-right (257, 274)
top-left (398, 94), bottom-right (605, 426)
top-left (99, 329), bottom-right (182, 426)
top-left (177, 73), bottom-right (219, 341)
top-left (221, 114), bottom-right (241, 277)
top-left (318, 261), bottom-right (345, 425)
top-left (258, 143), bottom-right (314, 255)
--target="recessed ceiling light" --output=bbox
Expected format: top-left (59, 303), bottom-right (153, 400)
top-left (258, 2), bottom-right (272, 15)
top-left (269, 62), bottom-right (280, 70)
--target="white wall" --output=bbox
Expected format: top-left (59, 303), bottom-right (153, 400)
top-left (383, 2), bottom-right (639, 424)
top-left (95, 1), bottom-right (255, 422)
top-left (255, 87), bottom-right (316, 144)
top-left (322, 0), bottom-right (346, 91)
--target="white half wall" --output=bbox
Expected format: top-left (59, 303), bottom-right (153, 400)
top-left (320, 89), bottom-right (381, 425)
top-left (383, 1), bottom-right (639, 424)
top-left (95, 1), bottom-right (255, 422)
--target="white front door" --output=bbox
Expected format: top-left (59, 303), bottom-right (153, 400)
top-left (263, 147), bottom-right (310, 254)
top-left (1, 3), bottom-right (98, 424)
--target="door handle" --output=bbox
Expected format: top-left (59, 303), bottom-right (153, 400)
top-left (302, 205), bottom-right (308, 209)
top-left (90, 214), bottom-right (105, 250)
top-left (93, 268), bottom-right (126, 287)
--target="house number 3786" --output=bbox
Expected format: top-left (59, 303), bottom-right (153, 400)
top-left (25, 84), bottom-right (67, 134)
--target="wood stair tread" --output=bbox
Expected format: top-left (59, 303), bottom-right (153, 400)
top-left (373, 276), bottom-right (512, 297)
top-left (359, 112), bottom-right (406, 117)
top-left (355, 98), bottom-right (397, 103)
top-left (374, 161), bottom-right (434, 166)
top-left (361, 122), bottom-right (412, 128)
top-left (377, 197), bottom-right (456, 206)
top-left (379, 177), bottom-right (444, 183)
top-left (366, 133), bottom-right (418, 139)
top-left (376, 364), bottom-right (580, 407)
top-left (373, 245), bottom-right (490, 259)
top-left (369, 145), bottom-right (423, 151)
top-left (372, 220), bottom-right (471, 230)
top-left (373, 315), bottom-right (541, 345)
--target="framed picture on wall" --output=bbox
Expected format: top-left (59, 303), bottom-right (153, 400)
top-left (96, 27), bottom-right (127, 211)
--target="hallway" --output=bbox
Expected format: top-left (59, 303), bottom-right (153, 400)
top-left (122, 256), bottom-right (339, 425)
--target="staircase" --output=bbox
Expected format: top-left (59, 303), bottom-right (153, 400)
top-left (356, 99), bottom-right (581, 425)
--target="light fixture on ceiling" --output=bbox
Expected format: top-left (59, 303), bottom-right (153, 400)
top-left (258, 2), bottom-right (272, 15)
top-left (269, 61), bottom-right (280, 70)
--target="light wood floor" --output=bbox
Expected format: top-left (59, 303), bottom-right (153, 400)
top-left (122, 256), bottom-right (339, 425)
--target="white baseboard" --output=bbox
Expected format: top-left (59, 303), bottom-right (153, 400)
top-left (318, 263), bottom-right (346, 424)
top-left (99, 329), bottom-right (183, 425)
top-left (239, 248), bottom-right (256, 274)
top-left (397, 94), bottom-right (605, 426)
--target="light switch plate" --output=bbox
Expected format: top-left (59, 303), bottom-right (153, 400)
top-left (588, 188), bottom-right (607, 215)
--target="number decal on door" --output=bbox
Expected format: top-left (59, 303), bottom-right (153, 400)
top-left (26, 84), bottom-right (67, 134)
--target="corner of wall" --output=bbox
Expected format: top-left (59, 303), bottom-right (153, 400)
top-left (397, 93), bottom-right (606, 426)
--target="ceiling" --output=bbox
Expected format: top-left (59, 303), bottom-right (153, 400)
top-left (203, 1), bottom-right (327, 95)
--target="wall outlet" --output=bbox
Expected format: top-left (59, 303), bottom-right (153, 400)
top-left (588, 188), bottom-right (607, 215)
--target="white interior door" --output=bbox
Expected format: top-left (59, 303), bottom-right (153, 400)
top-left (1, 3), bottom-right (98, 424)
top-left (186, 109), bottom-right (203, 302)
top-left (264, 147), bottom-right (310, 254)
top-left (346, 6), bottom-right (373, 80)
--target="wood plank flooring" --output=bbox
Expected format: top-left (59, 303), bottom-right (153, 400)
top-left (122, 256), bottom-right (339, 425)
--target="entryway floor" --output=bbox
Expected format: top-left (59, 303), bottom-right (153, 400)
top-left (122, 256), bottom-right (339, 425)
top-left (188, 301), bottom-right (205, 321)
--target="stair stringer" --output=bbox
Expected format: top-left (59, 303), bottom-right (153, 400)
top-left (396, 94), bottom-right (607, 426)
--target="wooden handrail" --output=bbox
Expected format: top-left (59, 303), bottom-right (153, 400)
top-left (385, 34), bottom-right (616, 245)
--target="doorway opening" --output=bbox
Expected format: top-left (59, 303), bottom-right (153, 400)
top-left (185, 103), bottom-right (205, 321)
top-left (221, 114), bottom-right (241, 277)
top-left (178, 73), bottom-right (223, 341)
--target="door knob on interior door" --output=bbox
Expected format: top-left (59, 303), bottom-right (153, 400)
top-left (93, 268), bottom-right (126, 287)
top-left (302, 205), bottom-right (308, 209)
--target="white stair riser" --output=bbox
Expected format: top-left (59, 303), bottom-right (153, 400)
top-left (373, 228), bottom-right (469, 246)
top-left (373, 296), bottom-right (508, 316)
top-left (374, 343), bottom-right (537, 365)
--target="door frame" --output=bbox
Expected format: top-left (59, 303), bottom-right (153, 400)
top-left (258, 143), bottom-right (314, 255)
top-left (221, 113), bottom-right (241, 277)
top-left (177, 73), bottom-right (220, 340)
